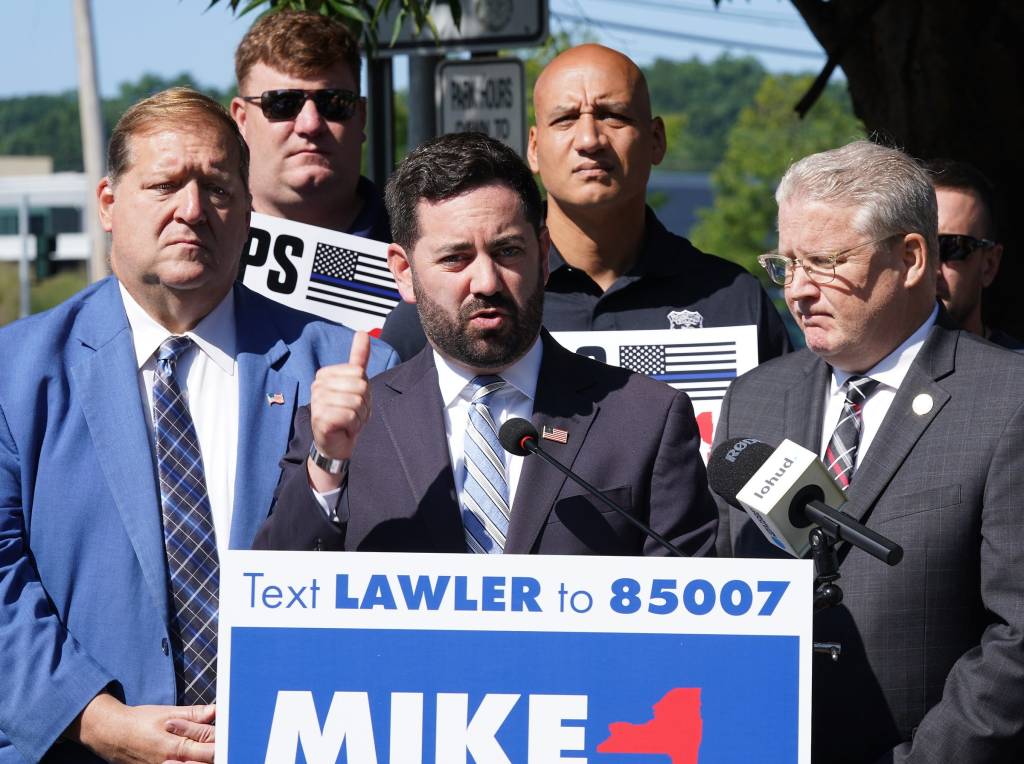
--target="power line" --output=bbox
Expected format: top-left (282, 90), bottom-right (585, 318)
top-left (585, 0), bottom-right (805, 28)
top-left (550, 12), bottom-right (824, 60)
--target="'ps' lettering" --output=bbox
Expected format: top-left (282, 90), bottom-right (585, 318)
top-left (267, 234), bottom-right (303, 295)
top-left (238, 226), bottom-right (271, 281)
top-left (238, 227), bottom-right (302, 295)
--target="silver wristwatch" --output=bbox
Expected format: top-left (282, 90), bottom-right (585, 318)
top-left (308, 441), bottom-right (348, 475)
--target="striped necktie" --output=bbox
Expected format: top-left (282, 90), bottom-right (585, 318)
top-left (824, 375), bottom-right (880, 488)
top-left (154, 336), bottom-right (219, 705)
top-left (461, 375), bottom-right (510, 554)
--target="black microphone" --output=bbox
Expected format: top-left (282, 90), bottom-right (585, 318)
top-left (497, 418), bottom-right (684, 557)
top-left (708, 436), bottom-right (902, 565)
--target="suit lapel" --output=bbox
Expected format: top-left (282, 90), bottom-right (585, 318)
top-left (842, 324), bottom-right (956, 523)
top-left (70, 279), bottom-right (170, 622)
top-left (377, 350), bottom-right (465, 551)
top-left (786, 352), bottom-right (830, 450)
top-left (230, 302), bottom-right (297, 549)
top-left (504, 334), bottom-right (599, 554)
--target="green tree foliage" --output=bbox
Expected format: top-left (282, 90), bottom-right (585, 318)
top-left (690, 74), bottom-right (864, 279)
top-left (0, 93), bottom-right (82, 171)
top-left (646, 54), bottom-right (767, 172)
top-left (0, 74), bottom-right (232, 172)
top-left (205, 0), bottom-right (462, 52)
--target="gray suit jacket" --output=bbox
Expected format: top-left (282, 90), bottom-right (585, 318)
top-left (714, 317), bottom-right (1024, 763)
top-left (255, 331), bottom-right (717, 557)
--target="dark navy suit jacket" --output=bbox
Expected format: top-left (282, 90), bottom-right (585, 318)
top-left (255, 332), bottom-right (717, 557)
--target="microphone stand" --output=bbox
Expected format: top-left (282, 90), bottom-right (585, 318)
top-left (810, 526), bottom-right (844, 611)
top-left (803, 496), bottom-right (904, 660)
top-left (520, 439), bottom-right (685, 558)
top-left (782, 487), bottom-right (903, 612)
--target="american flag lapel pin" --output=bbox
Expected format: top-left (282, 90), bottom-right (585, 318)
top-left (542, 425), bottom-right (569, 444)
top-left (266, 392), bottom-right (285, 406)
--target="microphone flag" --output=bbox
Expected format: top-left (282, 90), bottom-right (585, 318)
top-left (733, 439), bottom-right (847, 557)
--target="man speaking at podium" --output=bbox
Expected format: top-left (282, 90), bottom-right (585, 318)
top-left (714, 141), bottom-right (1024, 761)
top-left (255, 132), bottom-right (717, 556)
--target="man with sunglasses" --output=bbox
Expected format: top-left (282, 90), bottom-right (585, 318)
top-left (922, 158), bottom-right (1021, 350)
top-left (714, 141), bottom-right (1024, 762)
top-left (231, 10), bottom-right (388, 241)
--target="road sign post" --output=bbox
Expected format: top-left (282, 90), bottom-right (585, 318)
top-left (436, 57), bottom-right (526, 157)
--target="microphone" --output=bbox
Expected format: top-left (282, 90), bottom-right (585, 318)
top-left (497, 418), bottom-right (684, 557)
top-left (708, 437), bottom-right (902, 565)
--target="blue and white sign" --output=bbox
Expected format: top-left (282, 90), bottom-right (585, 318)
top-left (217, 552), bottom-right (812, 763)
top-left (238, 213), bottom-right (400, 333)
top-left (552, 327), bottom-right (759, 462)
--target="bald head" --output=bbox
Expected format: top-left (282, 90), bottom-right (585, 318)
top-left (528, 44), bottom-right (665, 215)
top-left (534, 44), bottom-right (653, 121)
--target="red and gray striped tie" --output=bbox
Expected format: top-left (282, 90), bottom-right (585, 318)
top-left (823, 375), bottom-right (880, 488)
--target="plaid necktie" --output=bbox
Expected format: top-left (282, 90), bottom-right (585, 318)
top-left (461, 375), bottom-right (510, 554)
top-left (154, 336), bottom-right (219, 705)
top-left (824, 375), bottom-right (880, 488)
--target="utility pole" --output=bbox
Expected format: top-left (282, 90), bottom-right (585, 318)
top-left (406, 54), bottom-right (442, 152)
top-left (72, 0), bottom-right (109, 283)
top-left (366, 57), bottom-right (395, 186)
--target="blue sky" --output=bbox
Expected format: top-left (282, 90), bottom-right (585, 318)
top-left (0, 0), bottom-right (826, 99)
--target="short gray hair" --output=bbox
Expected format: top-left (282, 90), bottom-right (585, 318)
top-left (776, 140), bottom-right (938, 262)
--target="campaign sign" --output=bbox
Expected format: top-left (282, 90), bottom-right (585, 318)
top-left (238, 213), bottom-right (400, 333)
top-left (551, 327), bottom-right (759, 461)
top-left (217, 552), bottom-right (812, 763)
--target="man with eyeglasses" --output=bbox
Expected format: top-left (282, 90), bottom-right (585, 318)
top-left (921, 158), bottom-right (1021, 351)
top-left (714, 140), bottom-right (1024, 762)
top-left (230, 10), bottom-right (388, 240)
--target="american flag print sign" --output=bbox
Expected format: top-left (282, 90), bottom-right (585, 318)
top-left (238, 212), bottom-right (400, 332)
top-left (551, 327), bottom-right (759, 462)
top-left (618, 340), bottom-right (740, 402)
top-left (307, 243), bottom-right (400, 320)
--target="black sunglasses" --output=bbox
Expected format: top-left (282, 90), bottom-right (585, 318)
top-left (937, 233), bottom-right (998, 263)
top-left (240, 88), bottom-right (360, 122)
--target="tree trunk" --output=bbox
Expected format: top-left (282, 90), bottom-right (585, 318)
top-left (791, 0), bottom-right (1024, 338)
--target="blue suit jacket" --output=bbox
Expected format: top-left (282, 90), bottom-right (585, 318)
top-left (0, 277), bottom-right (397, 762)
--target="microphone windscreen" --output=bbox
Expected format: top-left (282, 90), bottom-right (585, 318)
top-left (498, 417), bottom-right (539, 456)
top-left (707, 437), bottom-right (776, 507)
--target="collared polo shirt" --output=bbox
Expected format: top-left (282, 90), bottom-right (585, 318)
top-left (381, 208), bottom-right (791, 363)
top-left (347, 175), bottom-right (391, 242)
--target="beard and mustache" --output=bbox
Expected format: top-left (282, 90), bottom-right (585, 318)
top-left (413, 270), bottom-right (545, 370)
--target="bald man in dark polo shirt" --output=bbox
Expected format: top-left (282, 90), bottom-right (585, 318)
top-left (381, 44), bottom-right (790, 363)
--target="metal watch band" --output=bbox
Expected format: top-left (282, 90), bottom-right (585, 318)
top-left (308, 441), bottom-right (348, 475)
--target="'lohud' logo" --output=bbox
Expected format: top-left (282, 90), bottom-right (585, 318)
top-left (754, 457), bottom-right (796, 498)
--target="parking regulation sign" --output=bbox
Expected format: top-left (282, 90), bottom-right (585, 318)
top-left (437, 58), bottom-right (526, 156)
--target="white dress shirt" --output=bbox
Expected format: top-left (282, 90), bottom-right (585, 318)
top-left (434, 337), bottom-right (542, 511)
top-left (820, 305), bottom-right (938, 469)
top-left (120, 284), bottom-right (239, 552)
top-left (313, 338), bottom-right (543, 518)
